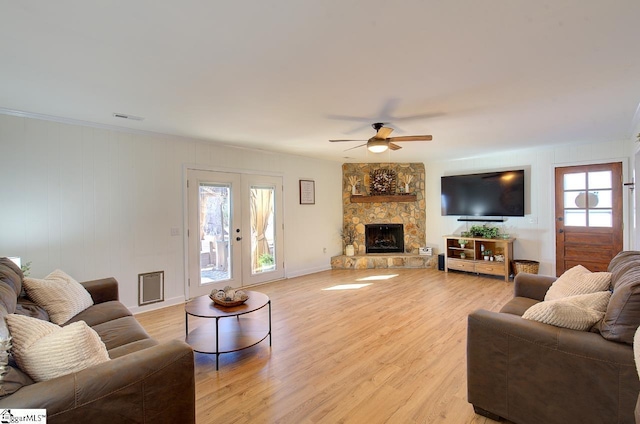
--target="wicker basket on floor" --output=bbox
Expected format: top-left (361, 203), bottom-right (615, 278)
top-left (512, 260), bottom-right (540, 275)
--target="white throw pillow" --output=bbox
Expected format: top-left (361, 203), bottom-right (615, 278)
top-left (23, 269), bottom-right (94, 324)
top-left (5, 314), bottom-right (109, 382)
top-left (523, 291), bottom-right (611, 331)
top-left (544, 265), bottom-right (612, 301)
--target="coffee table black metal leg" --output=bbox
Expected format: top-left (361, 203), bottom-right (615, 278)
top-left (215, 316), bottom-right (220, 370)
top-left (268, 300), bottom-right (272, 346)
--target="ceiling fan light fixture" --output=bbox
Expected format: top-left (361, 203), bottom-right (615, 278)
top-left (367, 139), bottom-right (388, 153)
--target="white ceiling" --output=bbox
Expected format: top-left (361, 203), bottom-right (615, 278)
top-left (2, 1), bottom-right (640, 163)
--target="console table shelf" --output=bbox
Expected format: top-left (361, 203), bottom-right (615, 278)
top-left (443, 235), bottom-right (515, 282)
top-left (350, 194), bottom-right (417, 203)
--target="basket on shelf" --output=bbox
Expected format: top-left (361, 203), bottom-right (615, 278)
top-left (512, 260), bottom-right (540, 275)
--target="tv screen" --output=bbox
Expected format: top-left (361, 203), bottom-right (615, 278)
top-left (441, 170), bottom-right (525, 217)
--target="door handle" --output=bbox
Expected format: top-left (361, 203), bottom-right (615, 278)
top-left (236, 237), bottom-right (242, 241)
top-left (558, 229), bottom-right (564, 233)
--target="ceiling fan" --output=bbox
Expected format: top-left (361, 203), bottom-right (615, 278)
top-left (329, 123), bottom-right (432, 153)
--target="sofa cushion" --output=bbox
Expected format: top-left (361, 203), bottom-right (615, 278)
top-left (15, 298), bottom-right (49, 321)
top-left (0, 258), bottom-right (23, 315)
top-left (544, 265), bottom-right (611, 301)
top-left (23, 269), bottom-right (94, 325)
top-left (91, 316), bottom-right (151, 351)
top-left (0, 361), bottom-right (33, 397)
top-left (64, 300), bottom-right (131, 327)
top-left (107, 338), bottom-right (159, 359)
top-left (522, 291), bottom-right (611, 331)
top-left (597, 251), bottom-right (640, 345)
top-left (5, 314), bottom-right (109, 382)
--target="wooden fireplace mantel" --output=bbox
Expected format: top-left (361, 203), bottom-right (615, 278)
top-left (350, 194), bottom-right (417, 203)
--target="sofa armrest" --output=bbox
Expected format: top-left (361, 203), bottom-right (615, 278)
top-left (0, 340), bottom-right (195, 424)
top-left (467, 309), bottom-right (639, 424)
top-left (513, 272), bottom-right (556, 301)
top-left (81, 277), bottom-right (119, 304)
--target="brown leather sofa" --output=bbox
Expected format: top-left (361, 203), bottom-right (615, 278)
top-left (0, 257), bottom-right (196, 423)
top-left (467, 251), bottom-right (640, 424)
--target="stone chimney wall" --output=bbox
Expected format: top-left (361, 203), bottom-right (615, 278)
top-left (342, 163), bottom-right (426, 254)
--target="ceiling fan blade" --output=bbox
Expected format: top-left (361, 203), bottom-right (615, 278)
top-left (388, 135), bottom-right (433, 142)
top-left (344, 143), bottom-right (367, 151)
top-left (374, 126), bottom-right (394, 139)
top-left (388, 143), bottom-right (402, 150)
top-left (329, 139), bottom-right (367, 142)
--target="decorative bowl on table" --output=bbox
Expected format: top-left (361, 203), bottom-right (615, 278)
top-left (210, 286), bottom-right (249, 307)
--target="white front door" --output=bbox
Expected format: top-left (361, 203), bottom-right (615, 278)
top-left (187, 169), bottom-right (284, 299)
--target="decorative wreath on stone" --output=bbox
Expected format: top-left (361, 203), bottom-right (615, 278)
top-left (369, 169), bottom-right (397, 195)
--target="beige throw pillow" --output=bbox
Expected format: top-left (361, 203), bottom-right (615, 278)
top-left (23, 269), bottom-right (93, 325)
top-left (544, 265), bottom-right (612, 301)
top-left (5, 314), bottom-right (109, 382)
top-left (523, 291), bottom-right (611, 331)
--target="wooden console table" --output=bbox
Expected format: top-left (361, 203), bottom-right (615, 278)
top-left (443, 235), bottom-right (515, 282)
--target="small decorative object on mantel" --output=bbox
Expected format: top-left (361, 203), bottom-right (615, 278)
top-left (369, 168), bottom-right (397, 195)
top-left (210, 286), bottom-right (249, 307)
top-left (398, 174), bottom-right (414, 194)
top-left (347, 175), bottom-right (360, 195)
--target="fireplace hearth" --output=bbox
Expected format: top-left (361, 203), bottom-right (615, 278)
top-left (365, 224), bottom-right (404, 253)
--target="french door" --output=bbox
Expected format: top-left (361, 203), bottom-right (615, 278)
top-left (555, 162), bottom-right (623, 275)
top-left (187, 169), bottom-right (284, 299)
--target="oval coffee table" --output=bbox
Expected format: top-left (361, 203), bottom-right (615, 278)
top-left (185, 290), bottom-right (271, 370)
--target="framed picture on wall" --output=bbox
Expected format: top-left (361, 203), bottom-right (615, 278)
top-left (299, 179), bottom-right (315, 204)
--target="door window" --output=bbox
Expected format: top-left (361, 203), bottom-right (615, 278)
top-left (562, 170), bottom-right (613, 227)
top-left (199, 183), bottom-right (231, 283)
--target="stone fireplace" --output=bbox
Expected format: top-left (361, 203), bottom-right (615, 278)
top-left (332, 162), bottom-right (435, 269)
top-left (365, 224), bottom-right (404, 253)
top-left (341, 162), bottom-right (426, 254)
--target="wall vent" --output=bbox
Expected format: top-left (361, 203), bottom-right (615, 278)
top-left (138, 271), bottom-right (164, 306)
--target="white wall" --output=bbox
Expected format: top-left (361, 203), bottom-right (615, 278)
top-left (0, 114), bottom-right (343, 311)
top-left (425, 139), bottom-right (635, 276)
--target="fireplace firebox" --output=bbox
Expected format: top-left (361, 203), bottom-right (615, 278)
top-left (365, 224), bottom-right (404, 253)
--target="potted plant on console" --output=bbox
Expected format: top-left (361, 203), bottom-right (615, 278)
top-left (458, 238), bottom-right (469, 249)
top-left (469, 224), bottom-right (500, 239)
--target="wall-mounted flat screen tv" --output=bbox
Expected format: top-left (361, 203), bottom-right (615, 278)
top-left (441, 170), bottom-right (525, 217)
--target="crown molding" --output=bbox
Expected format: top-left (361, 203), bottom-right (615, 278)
top-left (0, 107), bottom-right (187, 140)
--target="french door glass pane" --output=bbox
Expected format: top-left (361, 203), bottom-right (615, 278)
top-left (590, 190), bottom-right (612, 208)
top-left (564, 191), bottom-right (584, 209)
top-left (588, 171), bottom-right (612, 189)
top-left (250, 185), bottom-right (276, 275)
top-left (589, 210), bottom-right (613, 227)
top-left (564, 173), bottom-right (585, 190)
top-left (200, 183), bottom-right (231, 283)
top-left (565, 210), bottom-right (586, 226)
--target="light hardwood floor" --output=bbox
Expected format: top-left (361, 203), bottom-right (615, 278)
top-left (136, 268), bottom-right (514, 424)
